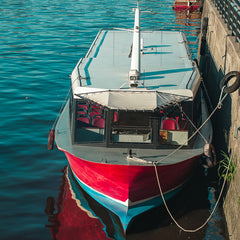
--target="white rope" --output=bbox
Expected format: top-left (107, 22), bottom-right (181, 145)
top-left (154, 88), bottom-right (228, 164)
top-left (182, 109), bottom-right (208, 144)
top-left (153, 154), bottom-right (232, 232)
top-left (152, 86), bottom-right (231, 232)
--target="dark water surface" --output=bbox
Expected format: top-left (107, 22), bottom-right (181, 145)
top-left (0, 0), bottom-right (227, 239)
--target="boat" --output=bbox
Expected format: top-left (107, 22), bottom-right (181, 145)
top-left (173, 0), bottom-right (201, 11)
top-left (53, 0), bottom-right (213, 232)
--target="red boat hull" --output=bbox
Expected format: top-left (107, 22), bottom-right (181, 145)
top-left (64, 151), bottom-right (201, 205)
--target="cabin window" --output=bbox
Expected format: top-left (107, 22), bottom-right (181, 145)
top-left (69, 91), bottom-right (73, 123)
top-left (72, 100), bottom-right (192, 148)
top-left (159, 104), bottom-right (191, 147)
top-left (74, 100), bottom-right (105, 143)
top-left (111, 111), bottom-right (153, 144)
top-left (108, 106), bottom-right (192, 147)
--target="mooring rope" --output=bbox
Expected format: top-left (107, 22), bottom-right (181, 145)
top-left (154, 87), bottom-right (228, 164)
top-left (153, 86), bottom-right (232, 232)
top-left (182, 108), bottom-right (208, 144)
top-left (153, 154), bottom-right (232, 232)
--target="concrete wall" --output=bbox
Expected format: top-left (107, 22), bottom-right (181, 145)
top-left (198, 1), bottom-right (240, 239)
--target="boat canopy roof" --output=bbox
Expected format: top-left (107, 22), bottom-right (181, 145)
top-left (71, 29), bottom-right (201, 110)
top-left (75, 87), bottom-right (192, 111)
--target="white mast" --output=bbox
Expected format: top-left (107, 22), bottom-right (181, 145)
top-left (129, 0), bottom-right (140, 88)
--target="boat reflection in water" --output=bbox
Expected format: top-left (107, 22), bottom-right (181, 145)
top-left (175, 10), bottom-right (201, 27)
top-left (174, 7), bottom-right (201, 54)
top-left (45, 166), bottom-right (124, 240)
top-left (44, 166), bottom-right (221, 239)
top-left (174, 9), bottom-right (201, 29)
top-left (172, 0), bottom-right (201, 11)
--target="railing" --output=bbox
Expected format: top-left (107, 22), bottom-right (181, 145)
top-left (213, 0), bottom-right (240, 42)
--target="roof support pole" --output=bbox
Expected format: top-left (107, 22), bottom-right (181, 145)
top-left (129, 1), bottom-right (140, 87)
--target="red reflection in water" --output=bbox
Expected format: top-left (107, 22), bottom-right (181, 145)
top-left (175, 9), bottom-right (201, 29)
top-left (45, 167), bottom-right (112, 240)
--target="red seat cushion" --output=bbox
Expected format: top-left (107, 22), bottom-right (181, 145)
top-left (92, 116), bottom-right (105, 128)
top-left (161, 119), bottom-right (177, 130)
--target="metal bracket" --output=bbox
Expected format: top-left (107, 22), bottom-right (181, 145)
top-left (234, 126), bottom-right (240, 139)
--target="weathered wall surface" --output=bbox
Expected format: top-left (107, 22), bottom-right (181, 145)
top-left (198, 0), bottom-right (240, 239)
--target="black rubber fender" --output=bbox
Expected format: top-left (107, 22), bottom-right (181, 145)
top-left (203, 143), bottom-right (217, 168)
top-left (220, 71), bottom-right (240, 93)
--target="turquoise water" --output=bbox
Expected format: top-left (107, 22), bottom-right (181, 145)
top-left (0, 0), bottom-right (226, 239)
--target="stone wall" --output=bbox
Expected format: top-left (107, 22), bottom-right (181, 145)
top-left (198, 0), bottom-right (240, 239)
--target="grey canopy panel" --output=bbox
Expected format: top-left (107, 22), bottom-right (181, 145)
top-left (75, 88), bottom-right (192, 111)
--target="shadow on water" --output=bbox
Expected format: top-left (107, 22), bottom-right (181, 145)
top-left (199, 46), bottom-right (232, 157)
top-left (45, 165), bottom-right (227, 240)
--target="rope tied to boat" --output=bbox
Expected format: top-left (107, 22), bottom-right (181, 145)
top-left (152, 85), bottom-right (231, 232)
top-left (153, 86), bottom-right (228, 165)
top-left (153, 153), bottom-right (232, 232)
top-left (217, 85), bottom-right (226, 109)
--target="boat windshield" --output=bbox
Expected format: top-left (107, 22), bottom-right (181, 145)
top-left (110, 107), bottom-right (190, 147)
top-left (73, 99), bottom-right (192, 148)
top-left (74, 100), bottom-right (106, 143)
top-left (111, 111), bottom-right (152, 144)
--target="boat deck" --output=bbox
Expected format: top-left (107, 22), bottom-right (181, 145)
top-left (72, 30), bottom-right (198, 94)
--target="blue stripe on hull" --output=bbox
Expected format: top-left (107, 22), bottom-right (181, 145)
top-left (70, 167), bottom-right (183, 232)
